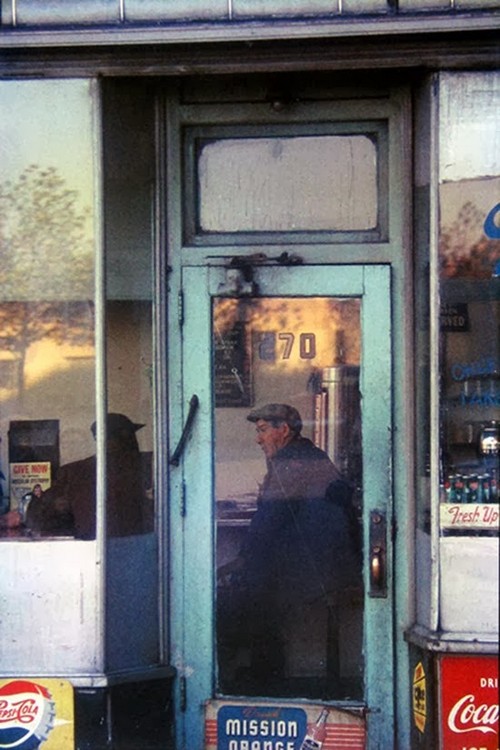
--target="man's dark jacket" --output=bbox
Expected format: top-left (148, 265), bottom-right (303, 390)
top-left (239, 436), bottom-right (361, 609)
top-left (25, 447), bottom-right (150, 539)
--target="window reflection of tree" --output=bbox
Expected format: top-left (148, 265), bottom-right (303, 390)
top-left (0, 164), bottom-right (94, 397)
top-left (213, 297), bottom-right (361, 371)
top-left (440, 200), bottom-right (500, 279)
top-left (0, 302), bottom-right (94, 397)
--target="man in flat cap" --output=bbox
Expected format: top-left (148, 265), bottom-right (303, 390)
top-left (218, 403), bottom-right (361, 695)
top-left (24, 413), bottom-right (152, 539)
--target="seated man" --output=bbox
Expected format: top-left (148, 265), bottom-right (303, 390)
top-left (17, 413), bottom-right (152, 539)
top-left (217, 403), bottom-right (362, 696)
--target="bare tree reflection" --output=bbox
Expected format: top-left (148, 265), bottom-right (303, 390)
top-left (0, 165), bottom-right (94, 398)
top-left (440, 201), bottom-right (500, 279)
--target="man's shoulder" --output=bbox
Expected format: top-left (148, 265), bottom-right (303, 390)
top-left (278, 436), bottom-right (329, 462)
top-left (274, 436), bottom-right (346, 493)
top-left (56, 455), bottom-right (95, 480)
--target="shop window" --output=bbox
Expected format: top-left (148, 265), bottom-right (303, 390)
top-left (413, 72), bottom-right (499, 638)
top-left (0, 78), bottom-right (158, 546)
top-left (423, 71), bottom-right (500, 638)
top-left (437, 73), bottom-right (499, 530)
top-left (0, 79), bottom-right (161, 676)
top-left (0, 79), bottom-right (97, 538)
top-left (184, 123), bottom-right (388, 244)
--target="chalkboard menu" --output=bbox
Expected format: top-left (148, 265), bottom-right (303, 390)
top-left (214, 322), bottom-right (252, 407)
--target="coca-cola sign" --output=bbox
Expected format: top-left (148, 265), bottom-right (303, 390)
top-left (440, 655), bottom-right (498, 750)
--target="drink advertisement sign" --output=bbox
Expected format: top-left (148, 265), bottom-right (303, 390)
top-left (0, 678), bottom-right (74, 750)
top-left (9, 462), bottom-right (51, 507)
top-left (205, 700), bottom-right (365, 749)
top-left (439, 655), bottom-right (498, 750)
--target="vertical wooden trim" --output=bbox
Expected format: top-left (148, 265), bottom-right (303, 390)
top-left (92, 77), bottom-right (108, 672)
top-left (429, 74), bottom-right (441, 633)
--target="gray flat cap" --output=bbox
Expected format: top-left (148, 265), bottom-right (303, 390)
top-left (247, 403), bottom-right (302, 433)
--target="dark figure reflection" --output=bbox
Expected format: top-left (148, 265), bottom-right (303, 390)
top-left (25, 413), bottom-right (153, 539)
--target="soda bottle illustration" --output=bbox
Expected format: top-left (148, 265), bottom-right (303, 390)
top-left (299, 707), bottom-right (329, 750)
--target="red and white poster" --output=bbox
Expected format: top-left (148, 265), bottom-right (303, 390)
top-left (439, 655), bottom-right (498, 750)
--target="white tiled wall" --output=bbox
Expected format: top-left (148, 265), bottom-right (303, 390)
top-left (1, 0), bottom-right (499, 27)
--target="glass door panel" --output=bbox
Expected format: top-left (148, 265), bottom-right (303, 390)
top-left (214, 296), bottom-right (363, 700)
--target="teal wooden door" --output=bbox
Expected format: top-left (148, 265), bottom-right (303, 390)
top-left (170, 263), bottom-right (393, 749)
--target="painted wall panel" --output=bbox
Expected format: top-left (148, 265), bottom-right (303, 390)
top-left (0, 541), bottom-right (100, 674)
top-left (342, 0), bottom-right (389, 12)
top-left (440, 537), bottom-right (499, 635)
top-left (125, 0), bottom-right (227, 22)
top-left (3, 0), bottom-right (119, 25)
top-left (456, 0), bottom-right (500, 7)
top-left (233, 0), bottom-right (340, 18)
top-left (1, 0), bottom-right (499, 28)
top-left (399, 0), bottom-right (450, 8)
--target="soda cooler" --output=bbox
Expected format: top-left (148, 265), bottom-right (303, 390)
top-left (406, 273), bottom-right (499, 748)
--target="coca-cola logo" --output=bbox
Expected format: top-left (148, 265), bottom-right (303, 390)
top-left (447, 694), bottom-right (499, 735)
top-left (0, 680), bottom-right (55, 749)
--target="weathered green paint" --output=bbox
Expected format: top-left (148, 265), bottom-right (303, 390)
top-left (171, 264), bottom-right (393, 749)
top-left (166, 83), bottom-right (412, 749)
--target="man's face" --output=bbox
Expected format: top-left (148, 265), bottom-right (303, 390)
top-left (254, 419), bottom-right (291, 459)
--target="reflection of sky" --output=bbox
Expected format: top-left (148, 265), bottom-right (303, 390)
top-left (440, 72), bottom-right (500, 183)
top-left (0, 79), bottom-right (94, 202)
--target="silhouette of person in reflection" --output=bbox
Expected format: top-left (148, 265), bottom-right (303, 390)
top-left (217, 403), bottom-right (361, 696)
top-left (0, 435), bottom-right (6, 515)
top-left (25, 413), bottom-right (153, 539)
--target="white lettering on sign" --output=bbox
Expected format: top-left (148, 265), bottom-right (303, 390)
top-left (228, 742), bottom-right (295, 750)
top-left (226, 718), bottom-right (298, 737)
top-left (480, 678), bottom-right (498, 689)
top-left (447, 694), bottom-right (499, 735)
top-left (0, 697), bottom-right (39, 724)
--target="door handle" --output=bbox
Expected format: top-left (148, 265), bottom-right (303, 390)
top-left (169, 394), bottom-right (199, 466)
top-left (369, 509), bottom-right (387, 598)
top-left (370, 546), bottom-right (384, 588)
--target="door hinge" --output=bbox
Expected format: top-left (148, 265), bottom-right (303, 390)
top-left (179, 675), bottom-right (187, 712)
top-left (391, 518), bottom-right (397, 542)
top-left (178, 289), bottom-right (184, 327)
top-left (181, 479), bottom-right (187, 517)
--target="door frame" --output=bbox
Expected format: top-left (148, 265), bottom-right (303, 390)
top-left (170, 262), bottom-right (393, 749)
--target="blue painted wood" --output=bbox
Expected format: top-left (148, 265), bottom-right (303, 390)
top-left (173, 264), bottom-right (393, 749)
top-left (362, 264), bottom-right (394, 748)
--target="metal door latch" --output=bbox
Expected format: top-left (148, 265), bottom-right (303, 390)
top-left (369, 509), bottom-right (387, 598)
top-left (170, 394), bottom-right (199, 466)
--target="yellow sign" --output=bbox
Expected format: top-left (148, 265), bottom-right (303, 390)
top-left (412, 661), bottom-right (426, 733)
top-left (0, 678), bottom-right (74, 749)
top-left (9, 462), bottom-right (52, 506)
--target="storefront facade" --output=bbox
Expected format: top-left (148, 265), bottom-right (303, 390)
top-left (0, 5), bottom-right (498, 749)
